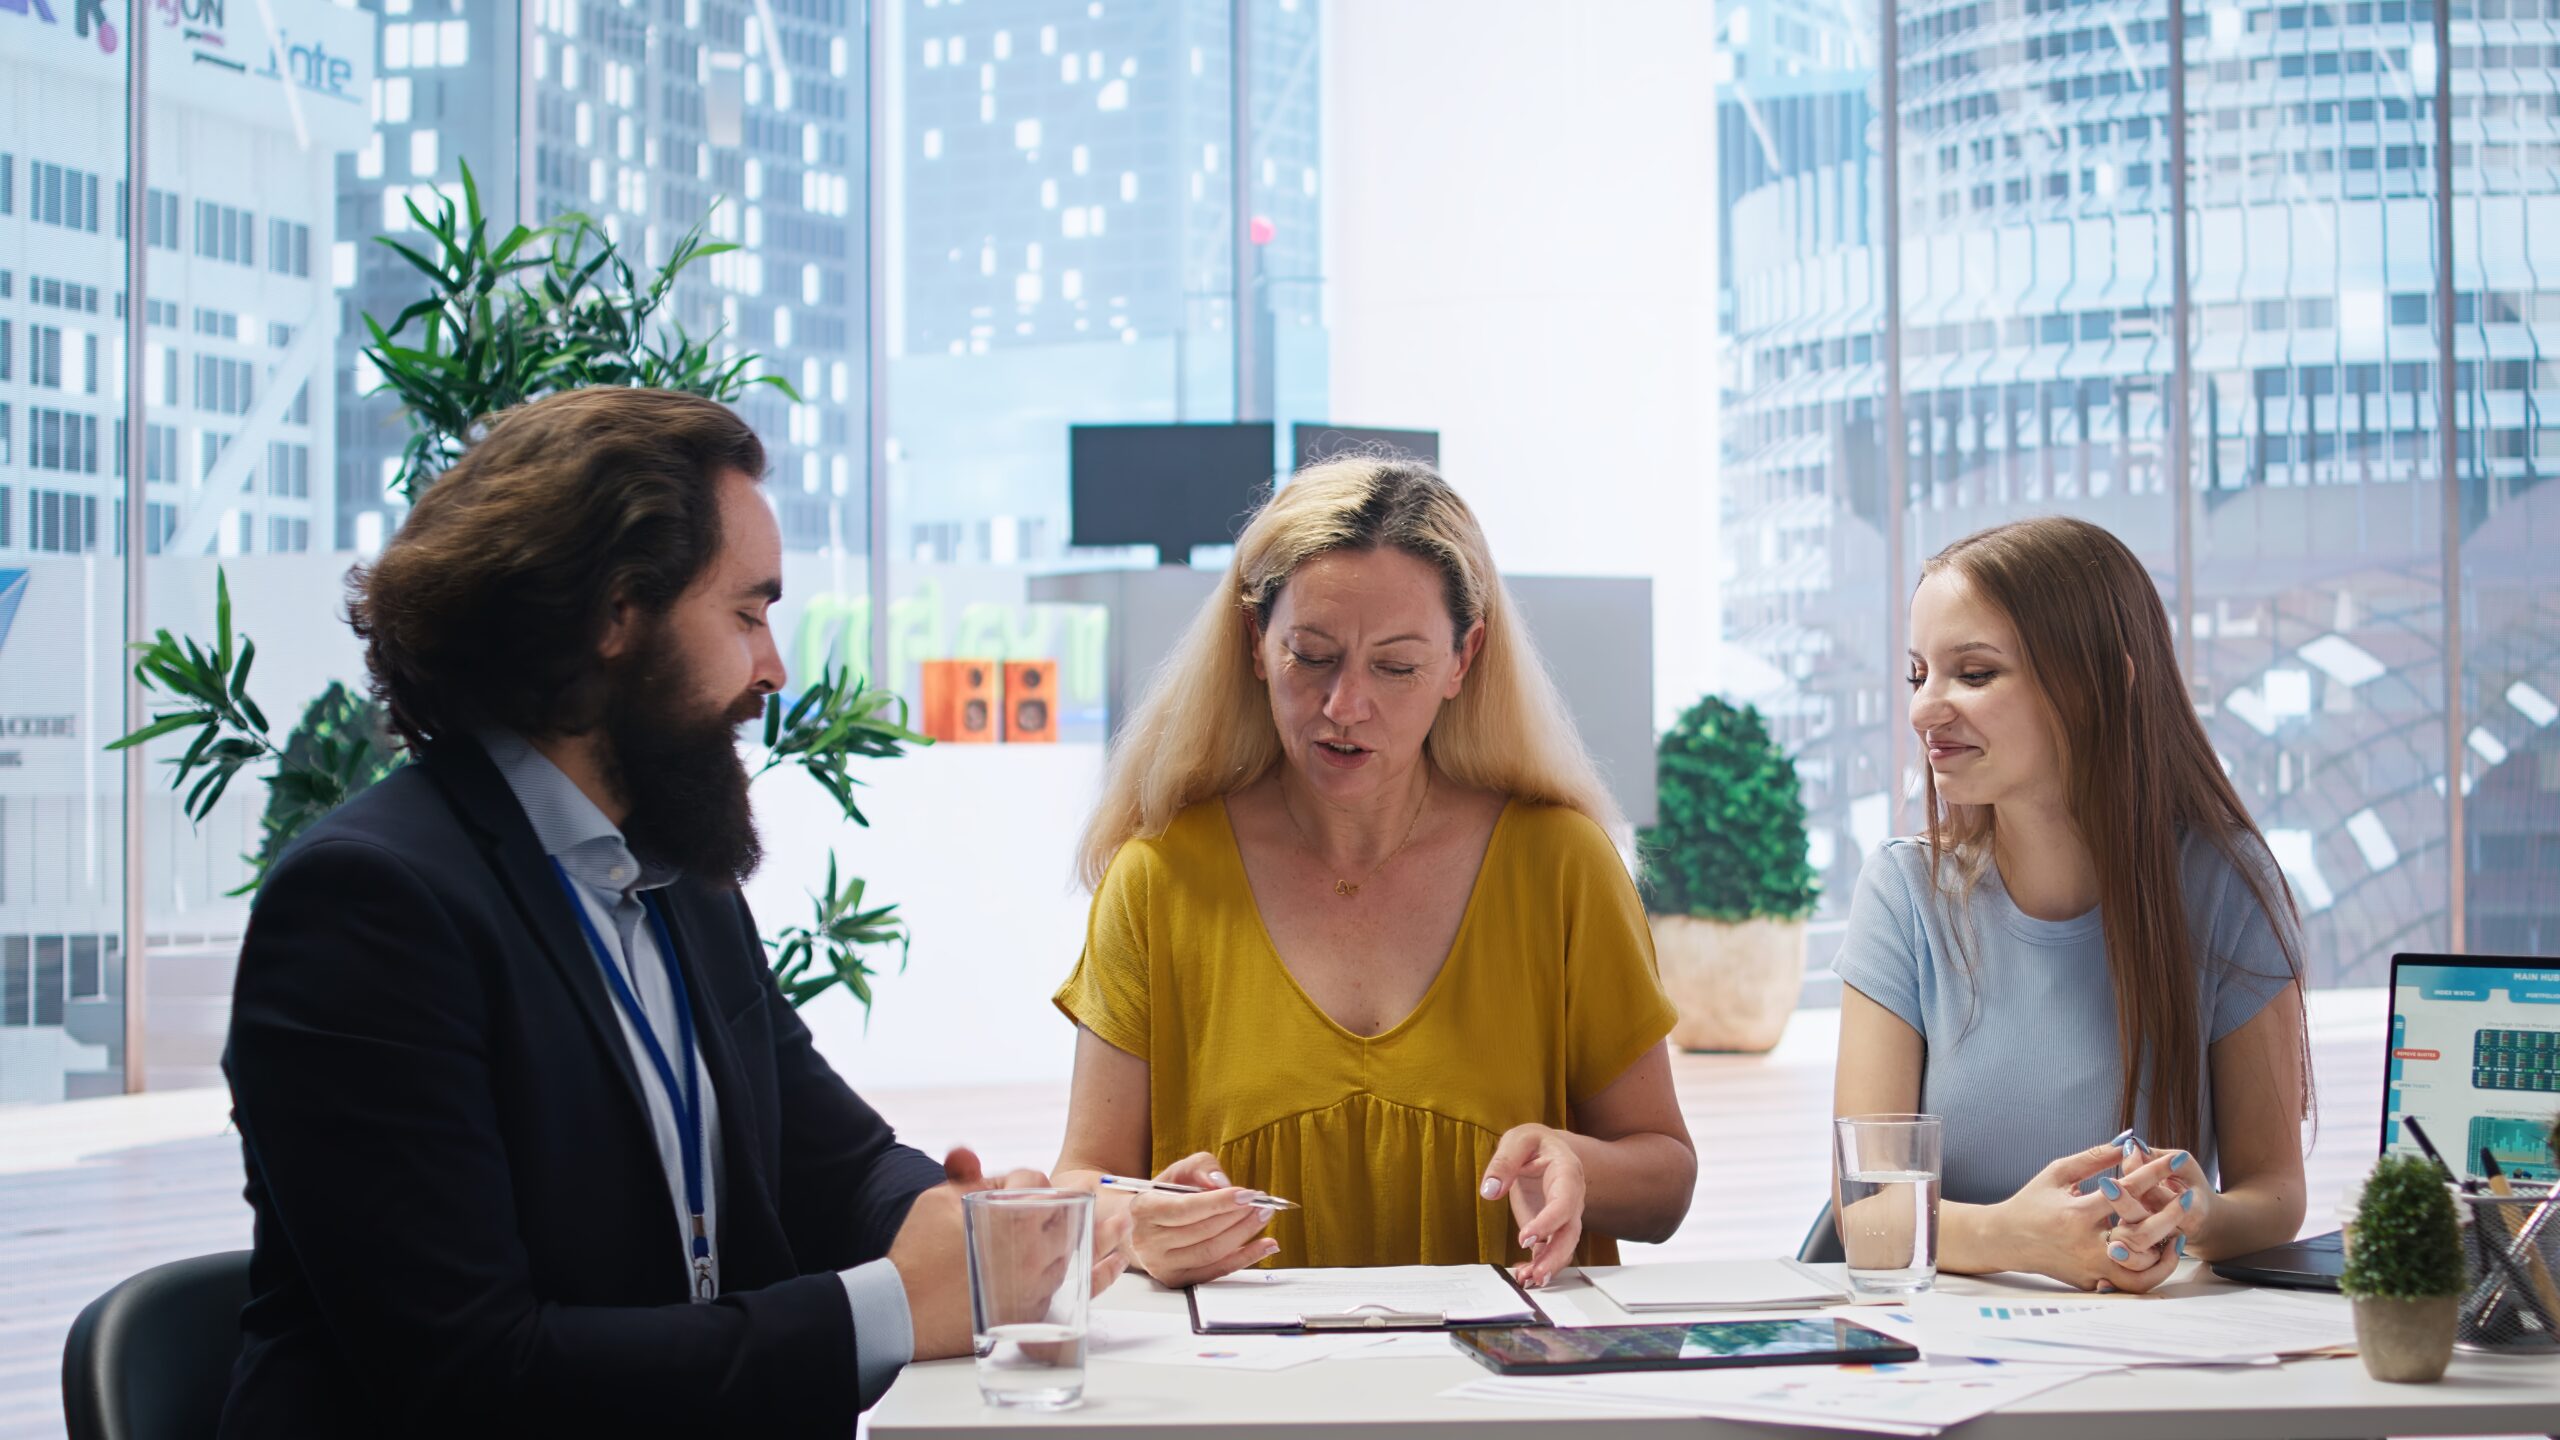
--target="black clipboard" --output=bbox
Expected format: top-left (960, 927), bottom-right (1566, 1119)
top-left (1184, 1264), bottom-right (1552, 1335)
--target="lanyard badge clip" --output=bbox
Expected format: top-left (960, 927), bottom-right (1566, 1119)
top-left (692, 1214), bottom-right (716, 1302)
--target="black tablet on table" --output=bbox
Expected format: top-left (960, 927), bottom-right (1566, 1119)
top-left (1452, 1318), bottom-right (1919, 1377)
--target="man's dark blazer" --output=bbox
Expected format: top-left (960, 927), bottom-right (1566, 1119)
top-left (217, 735), bottom-right (945, 1437)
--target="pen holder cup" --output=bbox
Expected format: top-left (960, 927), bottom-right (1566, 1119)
top-left (2455, 1185), bottom-right (2560, 1354)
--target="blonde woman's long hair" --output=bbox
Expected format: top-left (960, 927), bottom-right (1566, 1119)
top-left (1074, 456), bottom-right (1619, 889)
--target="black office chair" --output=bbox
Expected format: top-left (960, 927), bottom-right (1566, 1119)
top-left (62, 1250), bottom-right (251, 1440)
top-left (1797, 1198), bottom-right (1844, 1264)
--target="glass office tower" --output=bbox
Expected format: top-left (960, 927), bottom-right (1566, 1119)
top-left (889, 0), bottom-right (1322, 566)
top-left (1721, 0), bottom-right (2560, 983)
top-left (336, 0), bottom-right (872, 557)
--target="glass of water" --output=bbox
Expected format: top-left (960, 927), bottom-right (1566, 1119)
top-left (962, 1189), bottom-right (1093, 1409)
top-left (1833, 1114), bottom-right (1943, 1299)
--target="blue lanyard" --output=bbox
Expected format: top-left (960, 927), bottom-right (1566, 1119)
top-left (551, 859), bottom-right (715, 1301)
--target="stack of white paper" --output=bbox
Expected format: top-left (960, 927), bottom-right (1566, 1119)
top-left (1847, 1288), bottom-right (2355, 1367)
top-left (1442, 1354), bottom-right (2111, 1436)
top-left (1582, 1259), bottom-right (1848, 1312)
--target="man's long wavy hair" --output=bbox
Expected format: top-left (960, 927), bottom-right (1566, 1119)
top-left (347, 387), bottom-right (765, 752)
top-left (1074, 455), bottom-right (1619, 889)
top-left (1918, 516), bottom-right (2311, 1154)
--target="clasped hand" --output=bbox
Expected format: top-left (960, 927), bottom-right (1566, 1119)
top-left (1995, 1138), bottom-right (2213, 1292)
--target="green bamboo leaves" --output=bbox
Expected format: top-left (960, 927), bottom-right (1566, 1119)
top-left (753, 662), bottom-right (933, 828)
top-left (362, 160), bottom-right (797, 506)
top-left (108, 568), bottom-right (271, 827)
top-left (749, 664), bottom-right (933, 1010)
top-left (105, 156), bottom-right (916, 1015)
top-left (766, 854), bottom-right (911, 1016)
top-left (107, 571), bottom-right (402, 896)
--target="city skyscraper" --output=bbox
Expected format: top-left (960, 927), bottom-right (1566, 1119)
top-left (1716, 0), bottom-right (1884, 936)
top-left (1, 0), bottom-right (376, 1099)
top-left (1721, 0), bottom-right (2560, 981)
top-left (889, 0), bottom-right (1323, 565)
top-left (336, 0), bottom-right (871, 557)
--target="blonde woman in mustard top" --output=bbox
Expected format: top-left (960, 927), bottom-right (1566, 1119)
top-left (1052, 457), bottom-right (1695, 1290)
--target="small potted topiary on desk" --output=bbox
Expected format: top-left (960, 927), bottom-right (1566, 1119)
top-left (1637, 695), bottom-right (1819, 1053)
top-left (2341, 1152), bottom-right (2466, 1383)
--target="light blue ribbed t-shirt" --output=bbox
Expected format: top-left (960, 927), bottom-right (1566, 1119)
top-left (1832, 833), bottom-right (2300, 1206)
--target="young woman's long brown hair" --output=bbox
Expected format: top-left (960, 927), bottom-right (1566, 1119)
top-left (1919, 517), bottom-right (2310, 1154)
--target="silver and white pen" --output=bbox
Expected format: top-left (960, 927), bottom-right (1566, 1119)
top-left (1095, 1174), bottom-right (1302, 1211)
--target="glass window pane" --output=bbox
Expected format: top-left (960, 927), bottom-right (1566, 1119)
top-left (882, 0), bottom-right (1285, 746)
top-left (137, 0), bottom-right (394, 1031)
top-left (2184, 0), bottom-right (2451, 981)
top-left (2, 23), bottom-right (128, 1101)
top-left (2451, 13), bottom-right (2560, 955)
top-left (1718, 0), bottom-right (1885, 926)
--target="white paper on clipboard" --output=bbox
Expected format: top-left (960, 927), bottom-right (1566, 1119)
top-left (1190, 1265), bottom-right (1542, 1332)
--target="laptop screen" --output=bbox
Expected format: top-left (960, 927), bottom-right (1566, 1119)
top-left (2384, 954), bottom-right (2560, 1184)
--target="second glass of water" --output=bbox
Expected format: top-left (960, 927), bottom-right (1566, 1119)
top-left (1833, 1114), bottom-right (1943, 1299)
top-left (962, 1189), bottom-right (1093, 1409)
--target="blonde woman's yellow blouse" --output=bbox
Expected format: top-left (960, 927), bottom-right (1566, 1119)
top-left (1054, 797), bottom-right (1678, 1271)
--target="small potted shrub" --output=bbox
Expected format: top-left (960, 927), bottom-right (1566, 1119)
top-left (1637, 695), bottom-right (1819, 1053)
top-left (2341, 1153), bottom-right (2466, 1383)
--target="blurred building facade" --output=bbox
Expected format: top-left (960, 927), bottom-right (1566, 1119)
top-left (336, 0), bottom-right (871, 557)
top-left (888, 0), bottom-right (1323, 566)
top-left (1719, 0), bottom-right (2560, 981)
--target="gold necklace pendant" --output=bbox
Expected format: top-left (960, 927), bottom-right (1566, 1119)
top-left (1284, 772), bottom-right (1430, 903)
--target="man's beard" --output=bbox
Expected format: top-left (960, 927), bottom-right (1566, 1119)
top-left (598, 624), bottom-right (769, 889)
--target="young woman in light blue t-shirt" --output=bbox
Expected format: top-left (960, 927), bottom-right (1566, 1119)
top-left (1833, 516), bottom-right (2312, 1294)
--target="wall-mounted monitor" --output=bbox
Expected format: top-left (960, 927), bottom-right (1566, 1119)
top-left (1293, 424), bottom-right (1440, 470)
top-left (1068, 422), bottom-right (1277, 564)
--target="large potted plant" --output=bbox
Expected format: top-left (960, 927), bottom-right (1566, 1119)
top-left (110, 164), bottom-right (918, 1013)
top-left (1637, 695), bottom-right (1819, 1053)
top-left (2341, 1152), bottom-right (2466, 1383)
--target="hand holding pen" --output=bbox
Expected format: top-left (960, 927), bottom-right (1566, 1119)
top-left (1101, 1153), bottom-right (1287, 1287)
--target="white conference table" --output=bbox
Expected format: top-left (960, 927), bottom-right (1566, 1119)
top-left (868, 1262), bottom-right (2560, 1439)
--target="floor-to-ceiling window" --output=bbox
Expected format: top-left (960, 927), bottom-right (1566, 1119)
top-left (1717, 0), bottom-right (1889, 915)
top-left (2450, 0), bottom-right (2560, 956)
top-left (0, 11), bottom-right (133, 1099)
top-left (2180, 0), bottom-right (2454, 982)
top-left (874, 0), bottom-right (1322, 733)
top-left (0, 0), bottom-right (876, 1100)
top-left (1717, 0), bottom-right (2560, 980)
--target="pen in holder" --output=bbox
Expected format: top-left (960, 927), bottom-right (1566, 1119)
top-left (2455, 1181), bottom-right (2560, 1354)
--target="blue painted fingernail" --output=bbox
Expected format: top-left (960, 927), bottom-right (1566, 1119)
top-left (2109, 1243), bottom-right (2131, 1262)
top-left (2097, 1178), bottom-right (2122, 1200)
top-left (2108, 1213), bottom-right (2119, 1228)
top-left (2175, 1235), bottom-right (2187, 1258)
top-left (2180, 1189), bottom-right (2194, 1211)
top-left (2170, 1154), bottom-right (2187, 1171)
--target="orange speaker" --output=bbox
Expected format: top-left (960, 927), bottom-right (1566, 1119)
top-left (1003, 660), bottom-right (1058, 743)
top-left (920, 659), bottom-right (999, 744)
